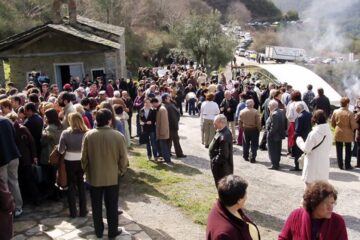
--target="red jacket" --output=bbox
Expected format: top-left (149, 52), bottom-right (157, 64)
top-left (279, 208), bottom-right (348, 240)
top-left (206, 200), bottom-right (260, 240)
top-left (0, 178), bottom-right (15, 240)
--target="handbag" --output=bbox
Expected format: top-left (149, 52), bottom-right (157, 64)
top-left (32, 164), bottom-right (43, 184)
top-left (299, 136), bottom-right (326, 168)
top-left (55, 157), bottom-right (68, 190)
top-left (49, 145), bottom-right (63, 166)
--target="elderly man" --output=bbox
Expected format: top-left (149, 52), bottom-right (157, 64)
top-left (220, 90), bottom-right (237, 141)
top-left (267, 100), bottom-right (287, 170)
top-left (239, 99), bottom-right (261, 163)
top-left (209, 114), bottom-right (233, 187)
top-left (292, 102), bottom-right (312, 171)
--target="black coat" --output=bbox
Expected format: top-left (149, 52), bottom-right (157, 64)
top-left (209, 127), bottom-right (233, 186)
top-left (311, 95), bottom-right (331, 118)
top-left (267, 108), bottom-right (287, 141)
top-left (293, 110), bottom-right (312, 158)
top-left (220, 98), bottom-right (237, 122)
top-left (14, 122), bottom-right (37, 166)
top-left (139, 108), bottom-right (157, 133)
top-left (24, 114), bottom-right (43, 158)
top-left (164, 102), bottom-right (180, 131)
top-left (0, 117), bottom-right (21, 167)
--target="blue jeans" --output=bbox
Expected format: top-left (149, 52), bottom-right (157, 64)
top-left (158, 139), bottom-right (171, 162)
top-left (143, 131), bottom-right (158, 158)
top-left (188, 98), bottom-right (196, 115)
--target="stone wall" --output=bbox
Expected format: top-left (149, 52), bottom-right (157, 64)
top-left (9, 52), bottom-right (107, 88)
top-left (0, 60), bottom-right (5, 87)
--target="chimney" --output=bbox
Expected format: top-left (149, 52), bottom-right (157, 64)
top-left (53, 0), bottom-right (62, 24)
top-left (52, 0), bottom-right (77, 25)
top-left (68, 0), bottom-right (77, 25)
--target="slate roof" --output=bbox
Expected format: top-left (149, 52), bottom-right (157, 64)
top-left (0, 16), bottom-right (124, 52)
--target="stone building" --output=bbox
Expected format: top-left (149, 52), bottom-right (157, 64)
top-left (0, 2), bottom-right (126, 89)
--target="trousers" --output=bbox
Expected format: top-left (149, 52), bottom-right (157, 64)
top-left (203, 119), bottom-right (216, 147)
top-left (90, 184), bottom-right (119, 238)
top-left (335, 142), bottom-right (352, 168)
top-left (168, 129), bottom-right (184, 157)
top-left (268, 139), bottom-right (282, 168)
top-left (242, 129), bottom-right (259, 160)
top-left (0, 158), bottom-right (23, 209)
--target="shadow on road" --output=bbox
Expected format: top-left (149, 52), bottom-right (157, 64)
top-left (138, 224), bottom-right (177, 240)
top-left (244, 209), bottom-right (284, 232)
top-left (178, 154), bottom-right (211, 171)
top-left (343, 215), bottom-right (360, 232)
top-left (329, 171), bottom-right (359, 182)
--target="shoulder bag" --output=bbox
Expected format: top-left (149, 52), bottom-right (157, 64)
top-left (299, 136), bottom-right (326, 169)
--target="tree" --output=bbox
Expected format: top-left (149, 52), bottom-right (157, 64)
top-left (284, 10), bottom-right (299, 21)
top-left (174, 10), bottom-right (236, 70)
top-left (226, 1), bottom-right (251, 25)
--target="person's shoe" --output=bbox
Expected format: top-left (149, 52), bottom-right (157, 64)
top-left (345, 166), bottom-right (354, 170)
top-left (177, 155), bottom-right (187, 158)
top-left (147, 156), bottom-right (152, 161)
top-left (163, 162), bottom-right (174, 167)
top-left (289, 167), bottom-right (301, 171)
top-left (243, 157), bottom-right (249, 162)
top-left (205, 145), bottom-right (209, 148)
top-left (339, 165), bottom-right (344, 170)
top-left (14, 208), bottom-right (23, 218)
top-left (118, 209), bottom-right (123, 215)
top-left (250, 159), bottom-right (256, 163)
top-left (268, 166), bottom-right (279, 170)
top-left (259, 146), bottom-right (267, 151)
top-left (108, 228), bottom-right (122, 240)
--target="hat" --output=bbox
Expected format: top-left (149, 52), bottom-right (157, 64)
top-left (63, 83), bottom-right (72, 90)
top-left (161, 93), bottom-right (170, 101)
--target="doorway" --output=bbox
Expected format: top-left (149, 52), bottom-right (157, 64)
top-left (54, 62), bottom-right (84, 89)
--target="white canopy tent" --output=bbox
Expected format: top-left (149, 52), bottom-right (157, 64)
top-left (249, 64), bottom-right (342, 106)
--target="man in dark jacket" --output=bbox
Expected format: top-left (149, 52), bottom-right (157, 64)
top-left (0, 116), bottom-right (23, 217)
top-left (24, 102), bottom-right (44, 158)
top-left (267, 100), bottom-right (287, 170)
top-left (162, 94), bottom-right (186, 158)
top-left (220, 90), bottom-right (237, 141)
top-left (292, 102), bottom-right (312, 171)
top-left (209, 114), bottom-right (233, 187)
top-left (311, 88), bottom-right (331, 118)
top-left (139, 98), bottom-right (158, 160)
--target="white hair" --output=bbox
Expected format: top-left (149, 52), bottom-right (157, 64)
top-left (268, 100), bottom-right (278, 110)
top-left (295, 102), bottom-right (305, 111)
top-left (114, 90), bottom-right (121, 98)
top-left (214, 114), bottom-right (227, 125)
top-left (245, 99), bottom-right (254, 108)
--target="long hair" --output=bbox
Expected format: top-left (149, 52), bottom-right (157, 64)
top-left (45, 108), bottom-right (62, 128)
top-left (68, 112), bottom-right (88, 133)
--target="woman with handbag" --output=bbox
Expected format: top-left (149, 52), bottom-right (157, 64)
top-left (58, 112), bottom-right (88, 218)
top-left (296, 110), bottom-right (333, 189)
top-left (41, 108), bottom-right (64, 200)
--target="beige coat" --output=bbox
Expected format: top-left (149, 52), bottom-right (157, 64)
top-left (331, 107), bottom-right (358, 142)
top-left (156, 105), bottom-right (170, 140)
top-left (81, 126), bottom-right (128, 187)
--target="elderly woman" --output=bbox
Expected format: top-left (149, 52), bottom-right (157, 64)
top-left (58, 112), bottom-right (88, 218)
top-left (279, 181), bottom-right (348, 240)
top-left (207, 175), bottom-right (260, 240)
top-left (200, 93), bottom-right (220, 148)
top-left (331, 97), bottom-right (358, 170)
top-left (296, 110), bottom-right (332, 186)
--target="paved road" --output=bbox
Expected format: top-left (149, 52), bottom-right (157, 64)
top-left (178, 114), bottom-right (360, 239)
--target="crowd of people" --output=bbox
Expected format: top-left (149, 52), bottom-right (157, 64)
top-left (0, 60), bottom-right (358, 239)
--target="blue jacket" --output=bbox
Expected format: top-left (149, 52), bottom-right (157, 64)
top-left (0, 117), bottom-right (21, 167)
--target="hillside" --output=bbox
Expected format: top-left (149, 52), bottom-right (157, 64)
top-left (206, 0), bottom-right (282, 21)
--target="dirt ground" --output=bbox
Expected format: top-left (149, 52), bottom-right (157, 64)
top-left (120, 114), bottom-right (360, 240)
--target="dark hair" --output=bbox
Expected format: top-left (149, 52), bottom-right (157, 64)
top-left (150, 98), bottom-right (159, 103)
top-left (290, 90), bottom-right (301, 102)
top-left (96, 108), bottom-right (113, 127)
top-left (45, 108), bottom-right (62, 127)
top-left (340, 97), bottom-right (350, 107)
top-left (307, 84), bottom-right (313, 90)
top-left (81, 97), bottom-right (90, 106)
top-left (317, 88), bottom-right (324, 96)
top-left (274, 90), bottom-right (282, 99)
top-left (312, 110), bottom-right (327, 125)
top-left (217, 175), bottom-right (248, 207)
top-left (29, 93), bottom-right (40, 104)
top-left (113, 104), bottom-right (124, 115)
top-left (24, 102), bottom-right (37, 113)
top-left (58, 91), bottom-right (73, 102)
top-left (303, 181), bottom-right (337, 212)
